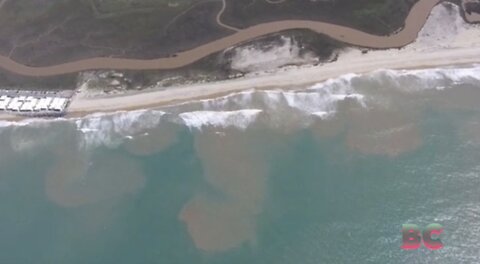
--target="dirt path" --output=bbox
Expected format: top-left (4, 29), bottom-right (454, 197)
top-left (265, 0), bottom-right (287, 4)
top-left (216, 0), bottom-right (241, 32)
top-left (0, 0), bottom-right (441, 77)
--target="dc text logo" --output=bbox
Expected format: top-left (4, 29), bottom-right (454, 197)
top-left (401, 223), bottom-right (443, 250)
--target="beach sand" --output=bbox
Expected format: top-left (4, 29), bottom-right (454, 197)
top-left (2, 2), bottom-right (480, 121)
top-left (65, 2), bottom-right (480, 117)
top-left (69, 46), bottom-right (480, 113)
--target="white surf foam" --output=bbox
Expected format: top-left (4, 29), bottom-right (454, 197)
top-left (179, 109), bottom-right (262, 130)
top-left (75, 109), bottom-right (166, 149)
top-left (173, 65), bottom-right (480, 127)
top-left (183, 72), bottom-right (365, 122)
top-left (0, 117), bottom-right (67, 129)
top-left (367, 65), bottom-right (480, 92)
top-left (1, 65), bottom-right (480, 144)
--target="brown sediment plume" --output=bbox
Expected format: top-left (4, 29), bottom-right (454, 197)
top-left (193, 128), bottom-right (267, 209)
top-left (8, 122), bottom-right (66, 154)
top-left (45, 152), bottom-right (145, 207)
top-left (124, 125), bottom-right (178, 156)
top-left (432, 86), bottom-right (480, 111)
top-left (180, 195), bottom-right (256, 252)
top-left (310, 98), bottom-right (366, 140)
top-left (345, 110), bottom-right (422, 157)
top-left (180, 128), bottom-right (267, 252)
top-left (311, 116), bottom-right (346, 140)
top-left (0, 0), bottom-right (440, 76)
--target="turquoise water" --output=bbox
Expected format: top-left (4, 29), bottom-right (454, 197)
top-left (1, 66), bottom-right (480, 263)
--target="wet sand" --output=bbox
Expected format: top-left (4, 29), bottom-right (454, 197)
top-left (0, 0), bottom-right (439, 76)
top-left (67, 45), bottom-right (480, 115)
top-left (0, 113), bottom-right (20, 121)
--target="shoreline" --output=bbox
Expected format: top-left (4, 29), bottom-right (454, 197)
top-left (1, 0), bottom-right (480, 121)
top-left (66, 45), bottom-right (480, 115)
top-left (1, 46), bottom-right (479, 122)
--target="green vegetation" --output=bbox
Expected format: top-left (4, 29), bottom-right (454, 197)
top-left (0, 0), bottom-right (226, 66)
top-left (465, 1), bottom-right (480, 14)
top-left (0, 69), bottom-right (77, 91)
top-left (221, 0), bottom-right (419, 35)
top-left (0, 0), bottom-right (419, 68)
top-left (118, 29), bottom-right (345, 91)
top-left (354, 1), bottom-right (390, 23)
top-left (89, 0), bottom-right (195, 17)
top-left (352, 0), bottom-right (416, 33)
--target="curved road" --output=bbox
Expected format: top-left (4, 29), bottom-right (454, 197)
top-left (216, 0), bottom-right (241, 32)
top-left (0, 0), bottom-right (440, 77)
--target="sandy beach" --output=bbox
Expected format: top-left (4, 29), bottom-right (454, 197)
top-left (66, 1), bottom-right (480, 117)
top-left (68, 48), bottom-right (480, 114)
top-left (2, 1), bottom-right (480, 121)
top-left (67, 0), bottom-right (480, 116)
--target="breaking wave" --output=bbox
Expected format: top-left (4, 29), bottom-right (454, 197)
top-left (75, 109), bottom-right (166, 149)
top-left (179, 109), bottom-right (263, 130)
top-left (1, 64), bottom-right (480, 152)
top-left (362, 65), bottom-right (480, 92)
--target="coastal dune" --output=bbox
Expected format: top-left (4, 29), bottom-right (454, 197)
top-left (68, 0), bottom-right (480, 116)
top-left (0, 0), bottom-right (479, 119)
top-left (69, 47), bottom-right (480, 115)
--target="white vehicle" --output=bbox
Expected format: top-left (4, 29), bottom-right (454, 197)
top-left (0, 95), bottom-right (12, 110)
top-left (6, 96), bottom-right (26, 111)
top-left (49, 97), bottom-right (68, 112)
top-left (34, 97), bottom-right (53, 111)
top-left (20, 96), bottom-right (38, 112)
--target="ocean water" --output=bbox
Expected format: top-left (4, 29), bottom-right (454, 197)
top-left (1, 65), bottom-right (480, 263)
